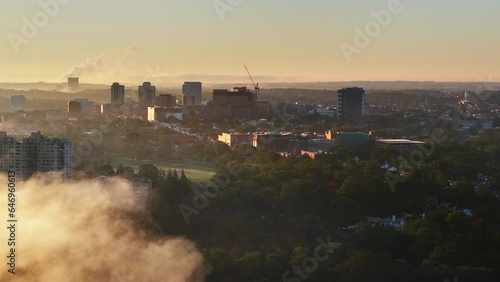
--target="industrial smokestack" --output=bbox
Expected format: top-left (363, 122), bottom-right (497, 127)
top-left (68, 77), bottom-right (79, 91)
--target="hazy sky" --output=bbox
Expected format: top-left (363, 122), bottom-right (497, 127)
top-left (1, 0), bottom-right (499, 84)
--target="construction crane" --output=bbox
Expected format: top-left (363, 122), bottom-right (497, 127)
top-left (244, 65), bottom-right (260, 92)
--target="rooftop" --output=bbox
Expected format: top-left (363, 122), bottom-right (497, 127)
top-left (376, 139), bottom-right (424, 145)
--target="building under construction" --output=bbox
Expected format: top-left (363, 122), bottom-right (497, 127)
top-left (208, 87), bottom-right (269, 119)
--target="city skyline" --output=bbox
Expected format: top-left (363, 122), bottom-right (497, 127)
top-left (2, 2), bottom-right (499, 281)
top-left (1, 0), bottom-right (499, 84)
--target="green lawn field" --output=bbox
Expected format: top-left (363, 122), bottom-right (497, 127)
top-left (111, 158), bottom-right (216, 182)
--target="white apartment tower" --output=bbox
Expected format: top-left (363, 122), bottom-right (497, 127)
top-left (0, 132), bottom-right (73, 180)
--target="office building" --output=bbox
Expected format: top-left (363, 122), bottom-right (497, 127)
top-left (253, 133), bottom-right (295, 152)
top-left (182, 95), bottom-right (196, 106)
top-left (138, 82), bottom-right (156, 107)
top-left (278, 102), bottom-right (315, 117)
top-left (375, 139), bottom-right (425, 154)
top-left (182, 82), bottom-right (202, 105)
top-left (68, 100), bottom-right (82, 119)
top-left (11, 95), bottom-right (25, 112)
top-left (255, 101), bottom-right (271, 117)
top-left (307, 139), bottom-right (336, 151)
top-left (111, 82), bottom-right (125, 105)
top-left (100, 104), bottom-right (123, 115)
top-left (331, 131), bottom-right (371, 156)
top-left (68, 99), bottom-right (97, 119)
top-left (212, 87), bottom-right (255, 119)
top-left (204, 103), bottom-right (232, 118)
top-left (148, 107), bottom-right (183, 122)
top-left (156, 94), bottom-right (177, 107)
top-left (316, 107), bottom-right (336, 118)
top-left (332, 132), bottom-right (370, 146)
top-left (337, 87), bottom-right (366, 120)
top-left (0, 131), bottom-right (73, 180)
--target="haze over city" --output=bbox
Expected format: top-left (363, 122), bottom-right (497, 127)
top-left (1, 0), bottom-right (499, 84)
top-left (1, 1), bottom-right (500, 282)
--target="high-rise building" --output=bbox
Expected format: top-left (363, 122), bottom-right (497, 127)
top-left (68, 77), bottom-right (79, 91)
top-left (0, 131), bottom-right (73, 180)
top-left (337, 87), bottom-right (366, 120)
top-left (182, 82), bottom-right (202, 105)
top-left (182, 95), bottom-right (196, 106)
top-left (212, 87), bottom-right (255, 119)
top-left (138, 82), bottom-right (156, 107)
top-left (156, 94), bottom-right (177, 107)
top-left (207, 86), bottom-right (269, 119)
top-left (11, 95), bottom-right (25, 112)
top-left (111, 82), bottom-right (125, 105)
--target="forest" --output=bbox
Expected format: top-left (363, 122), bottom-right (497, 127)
top-left (99, 129), bottom-right (500, 282)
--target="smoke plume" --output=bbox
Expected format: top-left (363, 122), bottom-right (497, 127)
top-left (62, 46), bottom-right (139, 80)
top-left (0, 174), bottom-right (208, 282)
